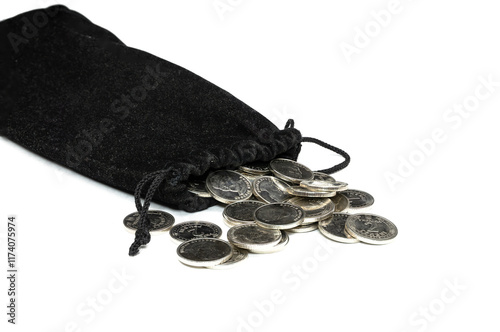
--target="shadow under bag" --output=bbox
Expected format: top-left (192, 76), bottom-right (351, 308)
top-left (0, 6), bottom-right (350, 255)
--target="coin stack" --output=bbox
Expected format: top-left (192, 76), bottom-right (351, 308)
top-left (124, 158), bottom-right (398, 269)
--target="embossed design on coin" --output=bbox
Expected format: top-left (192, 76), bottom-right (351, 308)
top-left (209, 245), bottom-right (248, 269)
top-left (177, 238), bottom-right (233, 267)
top-left (254, 203), bottom-right (305, 229)
top-left (287, 223), bottom-right (318, 233)
top-left (329, 181), bottom-right (348, 191)
top-left (345, 214), bottom-right (397, 244)
top-left (342, 189), bottom-right (375, 210)
top-left (319, 213), bottom-right (359, 243)
top-left (187, 179), bottom-right (212, 198)
top-left (236, 170), bottom-right (259, 183)
top-left (227, 224), bottom-right (282, 250)
top-left (123, 210), bottom-right (175, 232)
top-left (286, 185), bottom-right (337, 198)
top-left (269, 158), bottom-right (314, 183)
top-left (300, 172), bottom-right (339, 191)
top-left (252, 176), bottom-right (291, 203)
top-left (331, 193), bottom-right (349, 212)
top-left (249, 231), bottom-right (289, 254)
top-left (206, 170), bottom-right (252, 204)
top-left (239, 161), bottom-right (270, 175)
top-left (169, 221), bottom-right (222, 243)
top-left (285, 197), bottom-right (334, 224)
top-left (312, 172), bottom-right (336, 183)
top-left (223, 200), bottom-right (265, 225)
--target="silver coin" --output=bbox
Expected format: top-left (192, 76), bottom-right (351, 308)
top-left (239, 161), bottom-right (270, 175)
top-left (227, 224), bottom-right (282, 250)
top-left (331, 193), bottom-right (349, 212)
top-left (252, 176), bottom-right (291, 203)
top-left (254, 203), bottom-right (305, 230)
top-left (284, 197), bottom-right (334, 224)
top-left (223, 200), bottom-right (265, 225)
top-left (123, 210), bottom-right (175, 232)
top-left (205, 170), bottom-right (252, 204)
top-left (342, 189), bottom-right (375, 210)
top-left (187, 179), bottom-right (212, 198)
top-left (236, 170), bottom-right (260, 183)
top-left (269, 158), bottom-right (314, 183)
top-left (249, 231), bottom-right (289, 254)
top-left (328, 181), bottom-right (349, 191)
top-left (319, 213), bottom-right (359, 244)
top-left (169, 221), bottom-right (222, 243)
top-left (345, 214), bottom-right (398, 245)
top-left (287, 223), bottom-right (318, 233)
top-left (177, 238), bottom-right (233, 267)
top-left (299, 179), bottom-right (343, 192)
top-left (223, 217), bottom-right (240, 228)
top-left (286, 185), bottom-right (337, 198)
top-left (312, 172), bottom-right (336, 183)
top-left (209, 245), bottom-right (248, 269)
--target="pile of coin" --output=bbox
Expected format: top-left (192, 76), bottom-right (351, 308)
top-left (124, 158), bottom-right (398, 268)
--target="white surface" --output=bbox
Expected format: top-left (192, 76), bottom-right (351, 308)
top-left (1, 1), bottom-right (499, 331)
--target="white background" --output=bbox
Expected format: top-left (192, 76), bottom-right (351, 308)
top-left (1, 0), bottom-right (499, 331)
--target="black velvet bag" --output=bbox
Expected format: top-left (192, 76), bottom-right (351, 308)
top-left (0, 5), bottom-right (350, 255)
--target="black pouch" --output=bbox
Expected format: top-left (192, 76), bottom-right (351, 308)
top-left (0, 6), bottom-right (350, 255)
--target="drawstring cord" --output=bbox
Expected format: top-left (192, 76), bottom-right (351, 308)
top-left (129, 170), bottom-right (171, 256)
top-left (129, 119), bottom-right (350, 256)
top-left (285, 119), bottom-right (350, 174)
top-left (301, 137), bottom-right (350, 174)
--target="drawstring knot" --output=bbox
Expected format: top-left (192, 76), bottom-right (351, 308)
top-left (129, 169), bottom-right (172, 256)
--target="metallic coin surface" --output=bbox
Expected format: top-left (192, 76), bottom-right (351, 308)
top-left (345, 214), bottom-right (397, 244)
top-left (239, 161), bottom-right (270, 175)
top-left (227, 224), bottom-right (282, 250)
top-left (254, 203), bottom-right (305, 229)
top-left (177, 238), bottom-right (233, 267)
top-left (312, 172), bottom-right (336, 183)
top-left (205, 170), bottom-right (252, 204)
top-left (249, 231), bottom-right (289, 254)
top-left (236, 171), bottom-right (260, 183)
top-left (342, 189), bottom-right (375, 210)
top-left (223, 218), bottom-right (239, 228)
top-left (223, 200), bottom-right (265, 225)
top-left (269, 158), bottom-right (314, 183)
top-left (328, 181), bottom-right (349, 191)
top-left (319, 213), bottom-right (359, 243)
top-left (169, 221), bottom-right (222, 243)
top-left (331, 193), bottom-right (349, 212)
top-left (286, 185), bottom-right (337, 198)
top-left (287, 223), bottom-right (318, 233)
top-left (209, 246), bottom-right (248, 269)
top-left (123, 210), bottom-right (175, 232)
top-left (285, 197), bottom-right (335, 224)
top-left (253, 176), bottom-right (291, 203)
top-left (299, 179), bottom-right (342, 192)
top-left (187, 179), bottom-right (212, 198)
